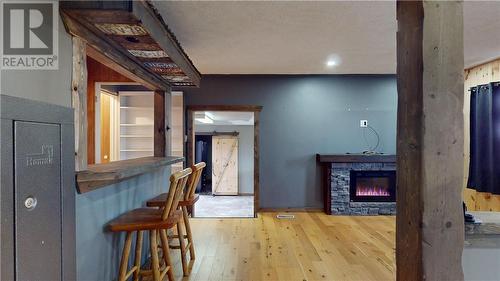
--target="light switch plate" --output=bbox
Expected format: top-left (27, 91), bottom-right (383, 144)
top-left (360, 120), bottom-right (368, 127)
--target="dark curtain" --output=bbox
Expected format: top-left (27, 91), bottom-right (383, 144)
top-left (467, 83), bottom-right (500, 194)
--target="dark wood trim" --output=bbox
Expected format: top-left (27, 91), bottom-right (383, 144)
top-left (154, 90), bottom-right (166, 157)
top-left (186, 109), bottom-right (195, 167)
top-left (316, 154), bottom-right (396, 163)
top-left (253, 110), bottom-right (260, 217)
top-left (60, 10), bottom-right (170, 91)
top-left (187, 105), bottom-right (263, 112)
top-left (396, 1), bottom-right (424, 280)
top-left (321, 163), bottom-right (332, 215)
top-left (186, 105), bottom-right (261, 216)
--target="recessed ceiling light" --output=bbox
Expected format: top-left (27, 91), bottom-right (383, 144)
top-left (326, 54), bottom-right (342, 68)
top-left (326, 60), bottom-right (337, 67)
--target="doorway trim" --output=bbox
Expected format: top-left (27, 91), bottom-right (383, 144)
top-left (186, 105), bottom-right (263, 217)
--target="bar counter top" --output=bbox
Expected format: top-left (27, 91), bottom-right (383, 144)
top-left (76, 156), bottom-right (183, 193)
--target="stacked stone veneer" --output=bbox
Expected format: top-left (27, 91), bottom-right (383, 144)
top-left (331, 162), bottom-right (396, 215)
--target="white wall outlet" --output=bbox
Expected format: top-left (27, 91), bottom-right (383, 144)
top-left (360, 120), bottom-right (368, 127)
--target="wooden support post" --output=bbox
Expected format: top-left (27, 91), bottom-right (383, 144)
top-left (154, 90), bottom-right (166, 157)
top-left (186, 109), bottom-right (195, 166)
top-left (253, 110), bottom-right (260, 215)
top-left (396, 1), bottom-right (464, 280)
top-left (72, 37), bottom-right (88, 171)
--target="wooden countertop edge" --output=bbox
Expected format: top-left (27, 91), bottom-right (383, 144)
top-left (76, 156), bottom-right (184, 193)
top-left (316, 154), bottom-right (397, 163)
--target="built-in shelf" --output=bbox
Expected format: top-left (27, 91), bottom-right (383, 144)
top-left (76, 156), bottom-right (184, 193)
top-left (119, 92), bottom-right (154, 160)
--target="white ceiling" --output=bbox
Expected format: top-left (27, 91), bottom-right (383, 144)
top-left (154, 1), bottom-right (500, 74)
top-left (195, 111), bottom-right (255, 126)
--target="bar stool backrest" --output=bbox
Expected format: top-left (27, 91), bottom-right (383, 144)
top-left (162, 167), bottom-right (192, 220)
top-left (184, 162), bottom-right (206, 201)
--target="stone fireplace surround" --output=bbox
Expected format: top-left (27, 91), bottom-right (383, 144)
top-left (317, 154), bottom-right (397, 216)
top-left (331, 162), bottom-right (396, 215)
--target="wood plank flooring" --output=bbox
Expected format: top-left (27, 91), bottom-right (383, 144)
top-left (167, 212), bottom-right (395, 281)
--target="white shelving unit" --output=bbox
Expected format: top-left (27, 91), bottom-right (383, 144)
top-left (119, 91), bottom-right (154, 160)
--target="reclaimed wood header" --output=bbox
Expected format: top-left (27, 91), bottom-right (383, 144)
top-left (76, 156), bottom-right (184, 193)
top-left (61, 0), bottom-right (201, 89)
top-left (316, 154), bottom-right (396, 163)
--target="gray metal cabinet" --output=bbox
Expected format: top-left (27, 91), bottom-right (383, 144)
top-left (1, 95), bottom-right (76, 281)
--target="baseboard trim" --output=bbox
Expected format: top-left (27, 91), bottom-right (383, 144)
top-left (258, 207), bottom-right (324, 213)
top-left (238, 192), bottom-right (254, 196)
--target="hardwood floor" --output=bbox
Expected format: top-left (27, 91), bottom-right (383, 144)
top-left (167, 212), bottom-right (395, 281)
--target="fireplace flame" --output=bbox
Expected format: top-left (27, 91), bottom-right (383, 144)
top-left (356, 186), bottom-right (391, 196)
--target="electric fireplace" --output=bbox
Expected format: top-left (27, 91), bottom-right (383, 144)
top-left (349, 170), bottom-right (396, 202)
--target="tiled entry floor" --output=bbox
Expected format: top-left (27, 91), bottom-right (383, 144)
top-left (194, 195), bottom-right (254, 218)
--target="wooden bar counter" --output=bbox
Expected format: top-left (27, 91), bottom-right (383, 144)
top-left (76, 156), bottom-right (183, 193)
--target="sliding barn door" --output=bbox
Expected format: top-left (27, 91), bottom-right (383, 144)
top-left (212, 136), bottom-right (238, 195)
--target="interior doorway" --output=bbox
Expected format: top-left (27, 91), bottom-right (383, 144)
top-left (193, 111), bottom-right (254, 217)
top-left (187, 105), bottom-right (262, 218)
top-left (94, 83), bottom-right (155, 164)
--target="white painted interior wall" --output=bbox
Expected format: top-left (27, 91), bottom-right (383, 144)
top-left (195, 124), bottom-right (254, 194)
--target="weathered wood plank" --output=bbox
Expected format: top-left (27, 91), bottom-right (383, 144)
top-left (132, 1), bottom-right (201, 87)
top-left (421, 1), bottom-right (464, 279)
top-left (316, 154), bottom-right (396, 163)
top-left (154, 90), bottom-right (166, 157)
top-left (61, 10), bottom-right (170, 91)
top-left (396, 2), bottom-right (424, 279)
top-left (76, 156), bottom-right (183, 193)
top-left (396, 0), bottom-right (464, 280)
top-left (72, 37), bottom-right (88, 171)
top-left (254, 110), bottom-right (260, 215)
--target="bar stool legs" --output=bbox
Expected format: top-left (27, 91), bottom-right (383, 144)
top-left (159, 229), bottom-right (175, 281)
top-left (116, 229), bottom-right (175, 281)
top-left (149, 230), bottom-right (161, 281)
top-left (118, 232), bottom-right (133, 281)
top-left (177, 220), bottom-right (188, 276)
top-left (133, 231), bottom-right (143, 281)
top-left (182, 205), bottom-right (196, 260)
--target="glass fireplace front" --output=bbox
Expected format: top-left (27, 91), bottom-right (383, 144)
top-left (349, 170), bottom-right (396, 202)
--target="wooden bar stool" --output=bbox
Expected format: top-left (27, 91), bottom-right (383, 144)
top-left (108, 168), bottom-right (192, 281)
top-left (146, 162), bottom-right (206, 276)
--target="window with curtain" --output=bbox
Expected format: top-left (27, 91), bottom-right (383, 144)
top-left (467, 82), bottom-right (500, 194)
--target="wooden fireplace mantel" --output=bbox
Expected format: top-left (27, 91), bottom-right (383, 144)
top-left (316, 154), bottom-right (396, 163)
top-left (316, 154), bottom-right (396, 214)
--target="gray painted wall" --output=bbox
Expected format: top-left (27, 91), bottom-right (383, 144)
top-left (1, 14), bottom-right (172, 281)
top-left (195, 124), bottom-right (254, 194)
top-left (0, 17), bottom-right (72, 107)
top-left (182, 75), bottom-right (397, 208)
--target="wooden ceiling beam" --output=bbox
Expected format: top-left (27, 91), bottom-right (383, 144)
top-left (133, 1), bottom-right (201, 87)
top-left (60, 1), bottom-right (201, 88)
top-left (61, 9), bottom-right (170, 91)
